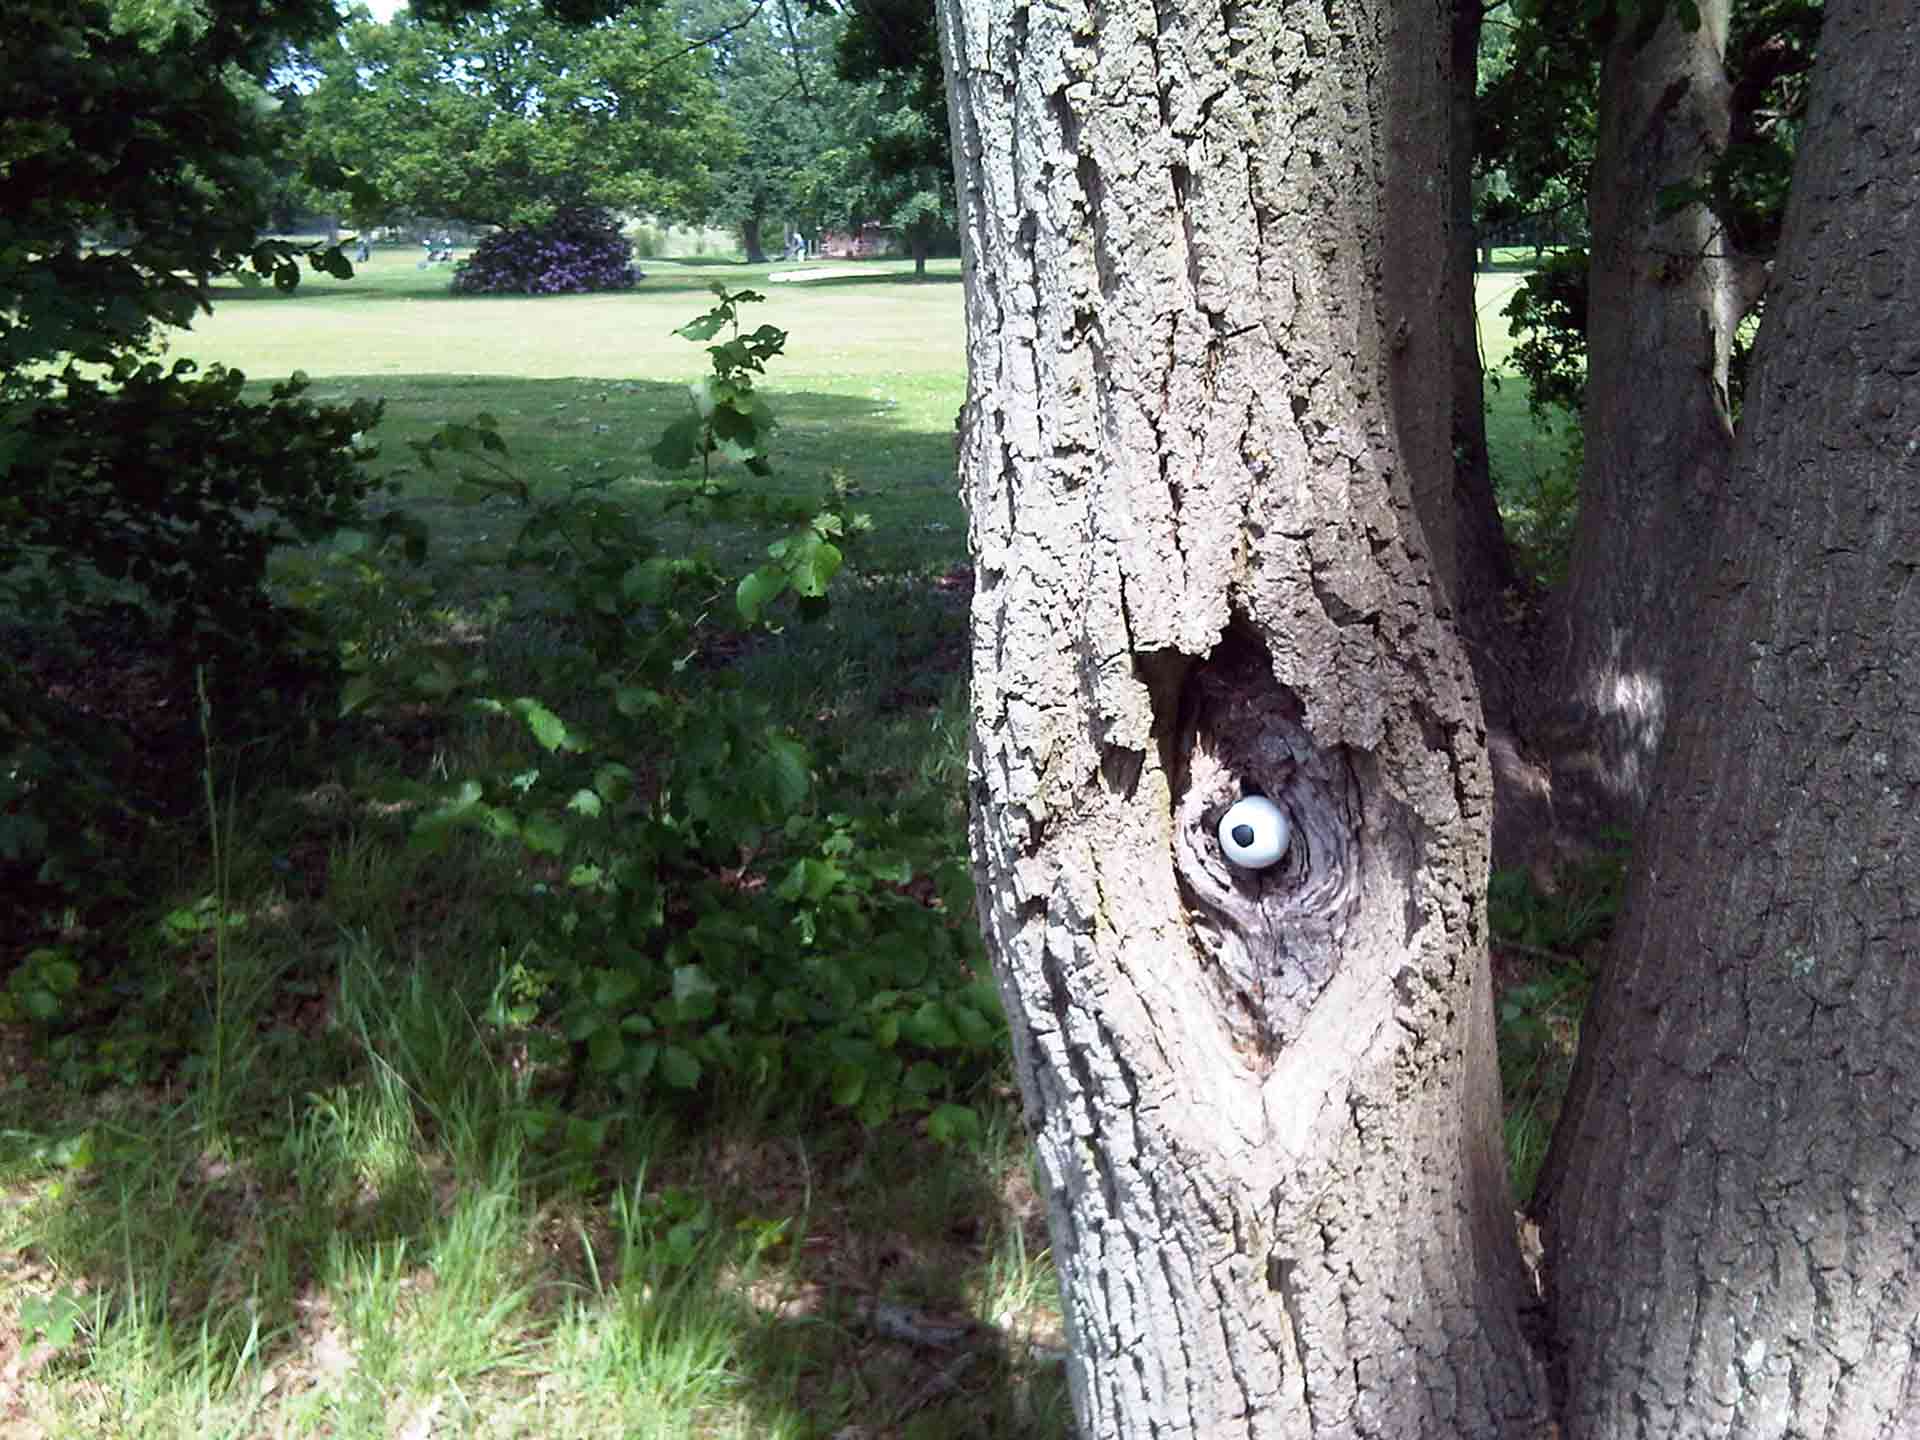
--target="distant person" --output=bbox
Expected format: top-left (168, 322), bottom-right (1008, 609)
top-left (354, 235), bottom-right (371, 262)
top-left (784, 232), bottom-right (805, 262)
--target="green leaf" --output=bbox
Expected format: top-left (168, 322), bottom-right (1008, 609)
top-left (671, 965), bottom-right (719, 1022)
top-left (736, 567), bottom-right (787, 623)
top-left (904, 1060), bottom-right (947, 1095)
top-left (762, 735), bottom-right (811, 809)
top-left (22, 989), bottom-right (61, 1022)
top-left (907, 1001), bottom-right (962, 1049)
top-left (790, 537), bottom-right (843, 598)
top-left (513, 699), bottom-right (579, 753)
top-left (674, 309), bottom-right (730, 343)
top-left (830, 1061), bottom-right (867, 1107)
top-left (411, 780), bottom-right (485, 852)
top-left (593, 969), bottom-right (640, 1008)
top-left (587, 1025), bottom-right (624, 1073)
top-left (858, 1082), bottom-right (897, 1128)
top-left (340, 672), bottom-right (379, 715)
top-left (659, 1045), bottom-right (702, 1090)
top-left (950, 1001), bottom-right (1000, 1050)
top-left (869, 857), bottom-right (913, 886)
top-left (665, 1221), bottom-right (702, 1264)
top-left (650, 414), bottom-right (706, 471)
top-left (614, 687), bottom-right (663, 718)
top-left (623, 557), bottom-right (675, 603)
top-left (927, 1104), bottom-right (984, 1146)
top-left (776, 857), bottom-right (845, 904)
top-left (522, 813), bottom-right (569, 854)
top-left (594, 763), bottom-right (636, 801)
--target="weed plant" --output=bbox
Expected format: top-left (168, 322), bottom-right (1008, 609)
top-left (1488, 841), bottom-right (1629, 1203)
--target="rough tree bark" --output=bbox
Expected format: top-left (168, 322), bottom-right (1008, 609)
top-left (938, 0), bottom-right (1548, 1432)
top-left (1550, 0), bottom-right (1744, 824)
top-left (1539, 3), bottom-right (1920, 1432)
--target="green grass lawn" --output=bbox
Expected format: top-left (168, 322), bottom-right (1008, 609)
top-left (168, 254), bottom-right (973, 580)
top-left (168, 247), bottom-right (1569, 583)
top-left (1, 248), bottom-right (1590, 1438)
top-left (179, 251), bottom-right (966, 389)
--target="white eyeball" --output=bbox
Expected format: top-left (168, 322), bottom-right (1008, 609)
top-left (1217, 795), bottom-right (1289, 870)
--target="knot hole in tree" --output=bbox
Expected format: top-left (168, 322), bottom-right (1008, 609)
top-left (1167, 627), bottom-right (1362, 1059)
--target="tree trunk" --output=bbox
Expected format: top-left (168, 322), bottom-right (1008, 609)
top-left (1539, 5), bottom-right (1920, 1433)
top-left (742, 202), bottom-right (769, 264)
top-left (1445, 0), bottom-right (1516, 627)
top-left (1549, 0), bottom-right (1740, 826)
top-left (1443, 0), bottom-right (1538, 874)
top-left (1383, 0), bottom-right (1457, 604)
top-left (938, 0), bottom-right (1549, 1432)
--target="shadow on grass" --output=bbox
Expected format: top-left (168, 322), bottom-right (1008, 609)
top-left (279, 373), bottom-right (966, 580)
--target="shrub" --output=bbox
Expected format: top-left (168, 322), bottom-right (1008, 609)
top-left (451, 208), bottom-right (640, 296)
top-left (348, 290), bottom-right (1001, 1138)
top-left (1, 358), bottom-right (386, 900)
top-left (2, 360), bottom-right (385, 662)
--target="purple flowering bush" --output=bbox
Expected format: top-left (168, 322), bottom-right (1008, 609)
top-left (450, 208), bottom-right (640, 295)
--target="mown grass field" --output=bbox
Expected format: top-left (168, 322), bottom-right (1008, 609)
top-left (163, 248), bottom-right (1571, 581)
top-left (1, 249), bottom-right (1593, 1438)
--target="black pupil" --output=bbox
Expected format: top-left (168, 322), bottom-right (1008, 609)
top-left (1232, 824), bottom-right (1256, 848)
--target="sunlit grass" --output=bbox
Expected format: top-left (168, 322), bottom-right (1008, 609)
top-left (169, 253), bottom-right (966, 398)
top-left (0, 919), bottom-right (1066, 1437)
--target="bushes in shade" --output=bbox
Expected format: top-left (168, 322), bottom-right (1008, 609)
top-left (451, 208), bottom-right (640, 295)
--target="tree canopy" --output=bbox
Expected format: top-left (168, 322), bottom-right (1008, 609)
top-left (2, 0), bottom-right (385, 893)
top-left (1, 0), bottom-right (349, 378)
top-left (686, 0), bottom-right (862, 259)
top-left (295, 0), bottom-right (734, 227)
top-left (834, 0), bottom-right (953, 270)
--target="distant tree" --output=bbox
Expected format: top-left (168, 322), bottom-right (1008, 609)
top-left (1475, 1), bottom-right (1601, 260)
top-left (837, 0), bottom-right (952, 275)
top-left (296, 0), bottom-right (736, 229)
top-left (686, 0), bottom-right (861, 262)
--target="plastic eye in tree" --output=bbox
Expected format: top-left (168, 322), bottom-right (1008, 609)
top-left (1217, 795), bottom-right (1289, 870)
